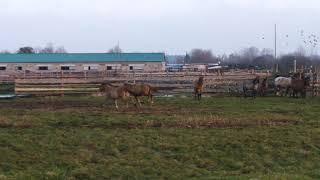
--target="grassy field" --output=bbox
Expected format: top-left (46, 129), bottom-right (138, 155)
top-left (0, 95), bottom-right (319, 179)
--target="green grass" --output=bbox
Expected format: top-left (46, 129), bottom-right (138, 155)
top-left (0, 96), bottom-right (319, 179)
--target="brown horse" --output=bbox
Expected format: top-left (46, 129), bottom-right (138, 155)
top-left (194, 76), bottom-right (204, 100)
top-left (258, 77), bottom-right (268, 96)
top-left (123, 83), bottom-right (157, 107)
top-left (99, 83), bottom-right (131, 110)
top-left (290, 75), bottom-right (310, 98)
top-left (243, 76), bottom-right (260, 98)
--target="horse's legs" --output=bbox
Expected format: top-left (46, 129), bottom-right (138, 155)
top-left (131, 96), bottom-right (139, 108)
top-left (125, 98), bottom-right (129, 108)
top-left (293, 90), bottom-right (297, 98)
top-left (130, 97), bottom-right (135, 106)
top-left (148, 94), bottom-right (154, 105)
top-left (150, 94), bottom-right (154, 105)
top-left (114, 99), bottom-right (119, 110)
top-left (274, 86), bottom-right (278, 96)
top-left (135, 96), bottom-right (142, 107)
top-left (301, 89), bottom-right (306, 98)
top-left (285, 87), bottom-right (290, 97)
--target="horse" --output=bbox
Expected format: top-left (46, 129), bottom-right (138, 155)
top-left (194, 76), bottom-right (204, 100)
top-left (274, 76), bottom-right (292, 96)
top-left (291, 76), bottom-right (310, 98)
top-left (243, 76), bottom-right (260, 98)
top-left (123, 83), bottom-right (157, 107)
top-left (99, 83), bottom-right (131, 110)
top-left (258, 77), bottom-right (268, 96)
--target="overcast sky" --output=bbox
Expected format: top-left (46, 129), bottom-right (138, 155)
top-left (0, 0), bottom-right (319, 55)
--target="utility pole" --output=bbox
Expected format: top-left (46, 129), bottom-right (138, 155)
top-left (274, 24), bottom-right (278, 73)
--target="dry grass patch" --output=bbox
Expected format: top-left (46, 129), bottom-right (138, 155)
top-left (139, 114), bottom-right (301, 129)
top-left (0, 116), bottom-right (35, 129)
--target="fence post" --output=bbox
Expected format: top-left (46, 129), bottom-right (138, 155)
top-left (61, 71), bottom-right (64, 97)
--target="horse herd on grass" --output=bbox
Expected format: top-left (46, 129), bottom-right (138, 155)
top-left (99, 73), bottom-right (311, 110)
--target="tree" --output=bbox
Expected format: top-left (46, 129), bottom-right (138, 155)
top-left (240, 46), bottom-right (260, 62)
top-left (39, 43), bottom-right (54, 53)
top-left (278, 55), bottom-right (295, 74)
top-left (34, 43), bottom-right (67, 54)
top-left (0, 50), bottom-right (11, 54)
top-left (17, 47), bottom-right (35, 54)
top-left (190, 49), bottom-right (218, 63)
top-left (260, 48), bottom-right (273, 56)
top-left (184, 53), bottom-right (191, 64)
top-left (252, 55), bottom-right (274, 69)
top-left (55, 46), bottom-right (67, 53)
top-left (294, 46), bottom-right (306, 57)
top-left (108, 45), bottom-right (122, 53)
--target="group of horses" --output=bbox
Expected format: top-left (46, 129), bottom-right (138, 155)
top-left (99, 83), bottom-right (156, 110)
top-left (98, 76), bottom-right (205, 110)
top-left (242, 73), bottom-right (311, 98)
top-left (274, 73), bottom-right (311, 98)
top-left (99, 73), bottom-right (311, 110)
top-left (242, 76), bottom-right (268, 98)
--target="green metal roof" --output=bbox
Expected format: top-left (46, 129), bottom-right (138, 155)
top-left (0, 53), bottom-right (165, 63)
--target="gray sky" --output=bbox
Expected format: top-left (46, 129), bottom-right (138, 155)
top-left (0, 0), bottom-right (319, 55)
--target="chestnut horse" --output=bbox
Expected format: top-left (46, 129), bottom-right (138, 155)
top-left (99, 83), bottom-right (131, 110)
top-left (123, 83), bottom-right (157, 107)
top-left (194, 76), bottom-right (204, 100)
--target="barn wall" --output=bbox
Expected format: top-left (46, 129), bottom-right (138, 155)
top-left (0, 62), bottom-right (164, 74)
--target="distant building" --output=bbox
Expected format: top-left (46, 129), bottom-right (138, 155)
top-left (166, 64), bottom-right (184, 72)
top-left (178, 64), bottom-right (206, 72)
top-left (0, 53), bottom-right (165, 74)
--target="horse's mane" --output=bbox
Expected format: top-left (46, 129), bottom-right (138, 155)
top-left (197, 76), bottom-right (204, 85)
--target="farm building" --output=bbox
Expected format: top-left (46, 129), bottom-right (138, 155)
top-left (0, 53), bottom-right (165, 74)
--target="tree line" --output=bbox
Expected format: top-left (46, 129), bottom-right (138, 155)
top-left (0, 44), bottom-right (124, 54)
top-left (172, 47), bottom-right (320, 73)
top-left (0, 43), bottom-right (67, 54)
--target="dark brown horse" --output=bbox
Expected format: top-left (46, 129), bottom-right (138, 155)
top-left (123, 83), bottom-right (157, 107)
top-left (258, 77), bottom-right (268, 96)
top-left (99, 83), bottom-right (131, 110)
top-left (194, 76), bottom-right (204, 100)
top-left (291, 75), bottom-right (310, 98)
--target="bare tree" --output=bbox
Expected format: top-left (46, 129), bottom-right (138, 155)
top-left (294, 46), bottom-right (306, 57)
top-left (241, 46), bottom-right (260, 62)
top-left (108, 45), bottom-right (122, 53)
top-left (55, 46), bottom-right (67, 53)
top-left (35, 43), bottom-right (68, 54)
top-left (260, 48), bottom-right (273, 56)
top-left (190, 49), bottom-right (218, 63)
top-left (39, 43), bottom-right (55, 53)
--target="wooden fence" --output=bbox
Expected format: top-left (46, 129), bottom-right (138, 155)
top-left (8, 70), bottom-right (320, 96)
top-left (12, 71), bottom-right (267, 95)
